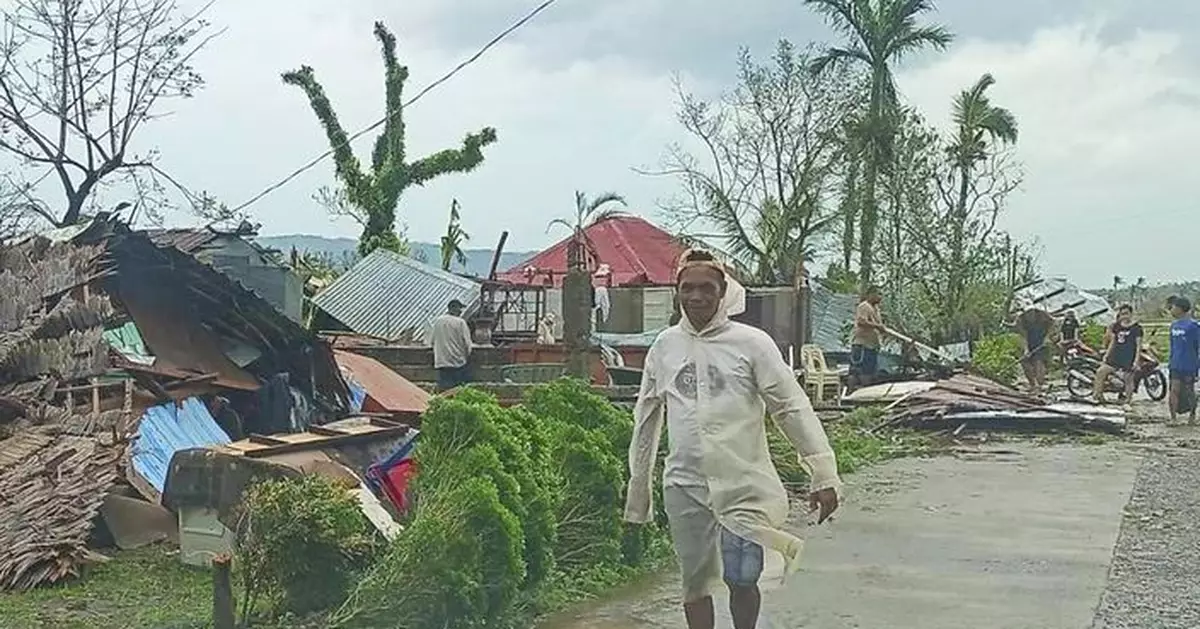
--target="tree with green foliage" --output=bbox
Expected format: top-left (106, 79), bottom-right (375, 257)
top-left (806, 0), bottom-right (954, 289)
top-left (944, 73), bottom-right (1018, 329)
top-left (439, 199), bottom-right (470, 271)
top-left (283, 22), bottom-right (497, 257)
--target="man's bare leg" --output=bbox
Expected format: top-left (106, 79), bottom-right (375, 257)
top-left (1094, 365), bottom-right (1113, 403)
top-left (684, 596), bottom-right (715, 629)
top-left (729, 583), bottom-right (762, 629)
top-left (1121, 371), bottom-right (1135, 403)
top-left (1021, 360), bottom-right (1038, 393)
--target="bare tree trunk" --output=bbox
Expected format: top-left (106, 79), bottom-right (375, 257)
top-left (840, 159), bottom-right (859, 273)
top-left (858, 155), bottom-right (879, 290)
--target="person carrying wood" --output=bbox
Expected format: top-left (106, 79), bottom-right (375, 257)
top-left (850, 285), bottom-right (886, 389)
top-left (1015, 304), bottom-right (1056, 394)
top-left (624, 248), bottom-right (840, 629)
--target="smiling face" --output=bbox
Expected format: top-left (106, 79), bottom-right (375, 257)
top-left (677, 265), bottom-right (726, 330)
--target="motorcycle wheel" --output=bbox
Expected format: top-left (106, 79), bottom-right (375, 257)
top-left (1143, 370), bottom-right (1167, 402)
top-left (1066, 370), bottom-right (1094, 400)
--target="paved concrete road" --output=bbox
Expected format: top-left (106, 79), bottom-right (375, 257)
top-left (543, 445), bottom-right (1141, 629)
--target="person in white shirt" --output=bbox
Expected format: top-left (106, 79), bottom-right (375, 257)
top-left (624, 249), bottom-right (841, 629)
top-left (429, 299), bottom-right (473, 391)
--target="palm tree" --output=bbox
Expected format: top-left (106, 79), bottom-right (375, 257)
top-left (945, 73), bottom-right (1017, 321)
top-left (806, 0), bottom-right (954, 289)
top-left (948, 74), bottom-right (1018, 205)
top-left (439, 199), bottom-right (471, 272)
top-left (547, 191), bottom-right (627, 271)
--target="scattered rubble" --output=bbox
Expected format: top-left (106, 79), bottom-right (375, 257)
top-left (0, 216), bottom-right (412, 591)
top-left (874, 374), bottom-right (1126, 434)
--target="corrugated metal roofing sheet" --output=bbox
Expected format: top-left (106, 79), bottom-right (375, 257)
top-left (131, 397), bottom-right (231, 493)
top-left (313, 249), bottom-right (481, 344)
top-left (1014, 278), bottom-right (1114, 324)
top-left (495, 215), bottom-right (687, 287)
top-left (334, 350), bottom-right (430, 414)
top-left (144, 228), bottom-right (221, 253)
top-left (810, 283), bottom-right (858, 353)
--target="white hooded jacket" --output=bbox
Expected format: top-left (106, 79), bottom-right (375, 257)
top-left (623, 305), bottom-right (841, 572)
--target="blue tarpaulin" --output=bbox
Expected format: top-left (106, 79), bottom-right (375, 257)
top-left (132, 397), bottom-right (231, 493)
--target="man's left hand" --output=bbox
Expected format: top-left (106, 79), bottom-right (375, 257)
top-left (809, 487), bottom-right (839, 524)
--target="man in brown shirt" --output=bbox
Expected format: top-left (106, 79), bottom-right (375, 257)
top-left (850, 286), bottom-right (886, 388)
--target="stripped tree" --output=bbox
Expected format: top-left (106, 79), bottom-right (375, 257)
top-left (284, 21), bottom-right (497, 257)
top-left (0, 0), bottom-right (219, 227)
top-left (650, 41), bottom-right (860, 285)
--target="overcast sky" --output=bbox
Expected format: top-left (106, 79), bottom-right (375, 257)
top-left (8, 0), bottom-right (1198, 287)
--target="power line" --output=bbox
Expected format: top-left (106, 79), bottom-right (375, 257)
top-left (231, 0), bottom-right (559, 213)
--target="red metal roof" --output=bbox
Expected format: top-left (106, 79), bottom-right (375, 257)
top-left (334, 350), bottom-right (430, 415)
top-left (495, 215), bottom-right (686, 287)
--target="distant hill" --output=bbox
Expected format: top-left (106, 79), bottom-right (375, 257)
top-left (255, 234), bottom-right (539, 278)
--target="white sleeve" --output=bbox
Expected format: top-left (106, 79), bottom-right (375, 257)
top-left (624, 342), bottom-right (665, 523)
top-left (752, 335), bottom-right (841, 493)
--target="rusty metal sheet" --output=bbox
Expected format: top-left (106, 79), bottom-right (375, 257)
top-left (334, 350), bottom-right (430, 414)
top-left (117, 281), bottom-right (259, 391)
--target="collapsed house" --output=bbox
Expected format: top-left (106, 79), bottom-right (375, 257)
top-left (0, 215), bottom-right (365, 590)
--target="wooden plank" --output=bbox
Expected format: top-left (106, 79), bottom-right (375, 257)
top-left (248, 434), bottom-right (289, 446)
top-left (235, 425), bottom-right (412, 459)
top-left (308, 426), bottom-right (349, 437)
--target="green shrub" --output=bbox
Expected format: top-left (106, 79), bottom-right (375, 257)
top-left (235, 474), bottom-right (377, 620)
top-left (330, 379), bottom-right (666, 628)
top-left (971, 333), bottom-right (1024, 385)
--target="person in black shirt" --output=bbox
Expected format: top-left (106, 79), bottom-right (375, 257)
top-left (1060, 310), bottom-right (1080, 343)
top-left (1094, 303), bottom-right (1143, 404)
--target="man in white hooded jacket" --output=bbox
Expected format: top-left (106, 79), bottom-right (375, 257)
top-left (624, 249), bottom-right (841, 629)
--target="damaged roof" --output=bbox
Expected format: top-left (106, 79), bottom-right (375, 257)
top-left (335, 350), bottom-right (430, 415)
top-left (313, 249), bottom-right (481, 344)
top-left (495, 215), bottom-right (687, 287)
top-left (1014, 278), bottom-right (1114, 324)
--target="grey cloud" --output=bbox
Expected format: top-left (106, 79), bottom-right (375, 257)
top-left (369, 0), bottom-right (1200, 78)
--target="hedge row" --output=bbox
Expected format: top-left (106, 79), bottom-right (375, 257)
top-left (322, 378), bottom-right (670, 629)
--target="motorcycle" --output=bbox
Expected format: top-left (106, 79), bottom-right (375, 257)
top-left (1065, 344), bottom-right (1166, 402)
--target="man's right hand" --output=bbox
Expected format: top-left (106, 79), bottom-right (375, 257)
top-left (809, 488), bottom-right (839, 524)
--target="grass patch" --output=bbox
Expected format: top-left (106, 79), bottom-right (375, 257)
top-left (0, 546), bottom-right (211, 629)
top-left (770, 407), bottom-right (938, 490)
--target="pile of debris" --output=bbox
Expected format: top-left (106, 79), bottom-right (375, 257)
top-left (0, 216), bottom-right (424, 591)
top-left (872, 375), bottom-right (1126, 434)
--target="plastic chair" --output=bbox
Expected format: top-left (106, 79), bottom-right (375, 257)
top-left (799, 344), bottom-right (841, 404)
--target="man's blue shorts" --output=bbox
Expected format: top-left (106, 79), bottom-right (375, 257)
top-left (850, 344), bottom-right (879, 376)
